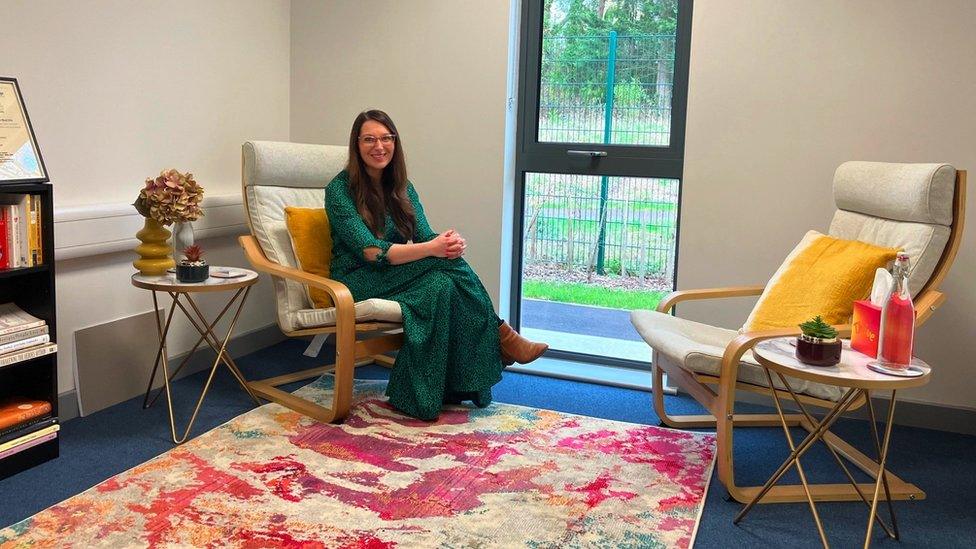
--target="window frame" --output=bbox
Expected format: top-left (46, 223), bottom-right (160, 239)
top-left (510, 0), bottom-right (694, 368)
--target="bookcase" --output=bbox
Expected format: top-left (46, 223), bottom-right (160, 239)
top-left (0, 182), bottom-right (57, 480)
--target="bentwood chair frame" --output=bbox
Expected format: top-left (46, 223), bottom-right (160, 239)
top-left (649, 169), bottom-right (965, 505)
top-left (238, 141), bottom-right (404, 424)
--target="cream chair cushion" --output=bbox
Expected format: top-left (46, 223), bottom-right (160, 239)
top-left (631, 310), bottom-right (844, 401)
top-left (829, 161), bottom-right (954, 296)
top-left (242, 141), bottom-right (402, 332)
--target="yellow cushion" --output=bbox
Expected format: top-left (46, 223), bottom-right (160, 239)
top-left (284, 207), bottom-right (333, 308)
top-left (742, 231), bottom-right (897, 332)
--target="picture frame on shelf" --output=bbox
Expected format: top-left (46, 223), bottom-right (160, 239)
top-left (0, 77), bottom-right (48, 185)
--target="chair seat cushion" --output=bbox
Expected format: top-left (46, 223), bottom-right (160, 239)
top-left (292, 298), bottom-right (402, 330)
top-left (630, 310), bottom-right (843, 402)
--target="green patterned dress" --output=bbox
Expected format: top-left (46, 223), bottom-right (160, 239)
top-left (325, 171), bottom-right (503, 420)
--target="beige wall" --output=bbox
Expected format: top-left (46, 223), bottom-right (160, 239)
top-left (1, 0), bottom-right (290, 394)
top-left (4, 0), bottom-right (972, 411)
top-left (292, 0), bottom-right (975, 410)
top-left (289, 0), bottom-right (511, 308)
top-left (680, 0), bottom-right (976, 409)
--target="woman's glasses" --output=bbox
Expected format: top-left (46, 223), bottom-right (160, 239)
top-left (359, 134), bottom-right (397, 146)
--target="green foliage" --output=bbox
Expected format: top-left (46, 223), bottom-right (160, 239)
top-left (613, 79), bottom-right (650, 107)
top-left (523, 279), bottom-right (666, 310)
top-left (541, 0), bottom-right (679, 108)
top-left (799, 316), bottom-right (839, 340)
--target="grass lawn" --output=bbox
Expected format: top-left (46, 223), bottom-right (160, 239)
top-left (522, 279), bottom-right (666, 311)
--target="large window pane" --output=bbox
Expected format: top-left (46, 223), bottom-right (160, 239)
top-left (519, 172), bottom-right (678, 361)
top-left (539, 0), bottom-right (678, 147)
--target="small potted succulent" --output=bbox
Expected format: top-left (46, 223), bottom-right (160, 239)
top-left (176, 244), bottom-right (209, 283)
top-left (795, 316), bottom-right (842, 367)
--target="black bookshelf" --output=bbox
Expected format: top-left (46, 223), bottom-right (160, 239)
top-left (0, 182), bottom-right (58, 480)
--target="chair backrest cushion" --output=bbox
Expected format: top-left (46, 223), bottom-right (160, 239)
top-left (828, 161), bottom-right (955, 296)
top-left (243, 141), bottom-right (347, 332)
top-left (284, 207), bottom-right (334, 309)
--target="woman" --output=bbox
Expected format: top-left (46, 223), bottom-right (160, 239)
top-left (325, 109), bottom-right (548, 421)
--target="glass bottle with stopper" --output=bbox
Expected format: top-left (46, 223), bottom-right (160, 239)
top-left (869, 252), bottom-right (920, 376)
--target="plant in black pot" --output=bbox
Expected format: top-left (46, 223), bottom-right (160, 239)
top-left (796, 316), bottom-right (842, 367)
top-left (176, 244), bottom-right (209, 283)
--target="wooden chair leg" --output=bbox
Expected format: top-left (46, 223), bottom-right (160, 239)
top-left (654, 362), bottom-right (719, 428)
top-left (245, 325), bottom-right (363, 424)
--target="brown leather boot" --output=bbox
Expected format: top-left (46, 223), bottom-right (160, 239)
top-left (498, 321), bottom-right (548, 366)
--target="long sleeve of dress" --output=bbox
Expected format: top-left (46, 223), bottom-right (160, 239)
top-left (407, 182), bottom-right (438, 243)
top-left (325, 178), bottom-right (393, 265)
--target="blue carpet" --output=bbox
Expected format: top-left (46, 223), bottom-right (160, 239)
top-left (1, 338), bottom-right (973, 547)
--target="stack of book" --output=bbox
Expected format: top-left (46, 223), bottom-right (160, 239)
top-left (0, 303), bottom-right (57, 460)
top-left (0, 194), bottom-right (44, 269)
top-left (0, 303), bottom-right (55, 367)
top-left (0, 399), bottom-right (58, 460)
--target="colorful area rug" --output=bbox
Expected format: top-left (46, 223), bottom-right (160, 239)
top-left (1, 377), bottom-right (715, 548)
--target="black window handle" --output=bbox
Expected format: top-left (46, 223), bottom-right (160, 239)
top-left (567, 150), bottom-right (608, 157)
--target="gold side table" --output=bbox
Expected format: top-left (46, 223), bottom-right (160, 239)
top-left (740, 337), bottom-right (930, 549)
top-left (131, 268), bottom-right (261, 444)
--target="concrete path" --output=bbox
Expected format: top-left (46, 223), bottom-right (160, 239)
top-left (519, 298), bottom-right (644, 342)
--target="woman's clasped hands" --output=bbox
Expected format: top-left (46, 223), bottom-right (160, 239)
top-left (429, 229), bottom-right (466, 260)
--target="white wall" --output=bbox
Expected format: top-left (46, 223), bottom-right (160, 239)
top-left (291, 0), bottom-right (976, 411)
top-left (1, 0), bottom-right (290, 394)
top-left (679, 0), bottom-right (976, 409)
top-left (4, 0), bottom-right (973, 411)
top-left (289, 0), bottom-right (512, 308)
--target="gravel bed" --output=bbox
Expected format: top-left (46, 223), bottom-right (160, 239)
top-left (522, 262), bottom-right (671, 292)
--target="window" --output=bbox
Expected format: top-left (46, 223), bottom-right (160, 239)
top-left (512, 0), bottom-right (693, 367)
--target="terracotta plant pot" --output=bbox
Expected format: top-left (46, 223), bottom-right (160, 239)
top-left (176, 263), bottom-right (209, 283)
top-left (795, 335), bottom-right (842, 367)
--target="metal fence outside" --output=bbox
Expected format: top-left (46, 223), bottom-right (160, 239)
top-left (526, 32), bottom-right (678, 281)
top-left (524, 173), bottom-right (678, 281)
top-left (539, 32), bottom-right (675, 146)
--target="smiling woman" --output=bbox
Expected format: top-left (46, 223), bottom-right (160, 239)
top-left (323, 109), bottom-right (548, 420)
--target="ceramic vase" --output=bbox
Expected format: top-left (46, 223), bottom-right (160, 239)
top-left (172, 221), bottom-right (195, 261)
top-left (133, 218), bottom-right (174, 275)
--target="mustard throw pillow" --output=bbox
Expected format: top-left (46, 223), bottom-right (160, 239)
top-left (284, 207), bottom-right (334, 309)
top-left (742, 231), bottom-right (897, 332)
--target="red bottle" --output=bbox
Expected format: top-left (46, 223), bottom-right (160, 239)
top-left (879, 253), bottom-right (914, 368)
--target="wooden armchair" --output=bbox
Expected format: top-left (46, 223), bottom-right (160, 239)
top-left (631, 162), bottom-right (966, 504)
top-left (238, 141), bottom-right (403, 423)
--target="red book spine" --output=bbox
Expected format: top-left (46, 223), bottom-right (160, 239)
top-left (0, 208), bottom-right (8, 269)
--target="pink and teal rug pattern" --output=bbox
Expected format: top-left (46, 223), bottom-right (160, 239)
top-left (1, 377), bottom-right (715, 548)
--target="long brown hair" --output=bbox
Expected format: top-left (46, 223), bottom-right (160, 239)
top-left (346, 109), bottom-right (415, 240)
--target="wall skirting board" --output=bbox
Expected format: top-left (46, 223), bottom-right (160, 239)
top-left (54, 194), bottom-right (247, 260)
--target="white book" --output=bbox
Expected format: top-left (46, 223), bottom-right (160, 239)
top-left (0, 324), bottom-right (48, 346)
top-left (0, 343), bottom-right (56, 368)
top-left (0, 334), bottom-right (50, 355)
top-left (0, 303), bottom-right (46, 336)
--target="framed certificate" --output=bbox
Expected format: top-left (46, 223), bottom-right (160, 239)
top-left (0, 77), bottom-right (48, 184)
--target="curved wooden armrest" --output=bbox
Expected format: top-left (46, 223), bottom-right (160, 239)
top-left (914, 290), bottom-right (945, 326)
top-left (238, 235), bottom-right (355, 315)
top-left (656, 285), bottom-right (766, 314)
